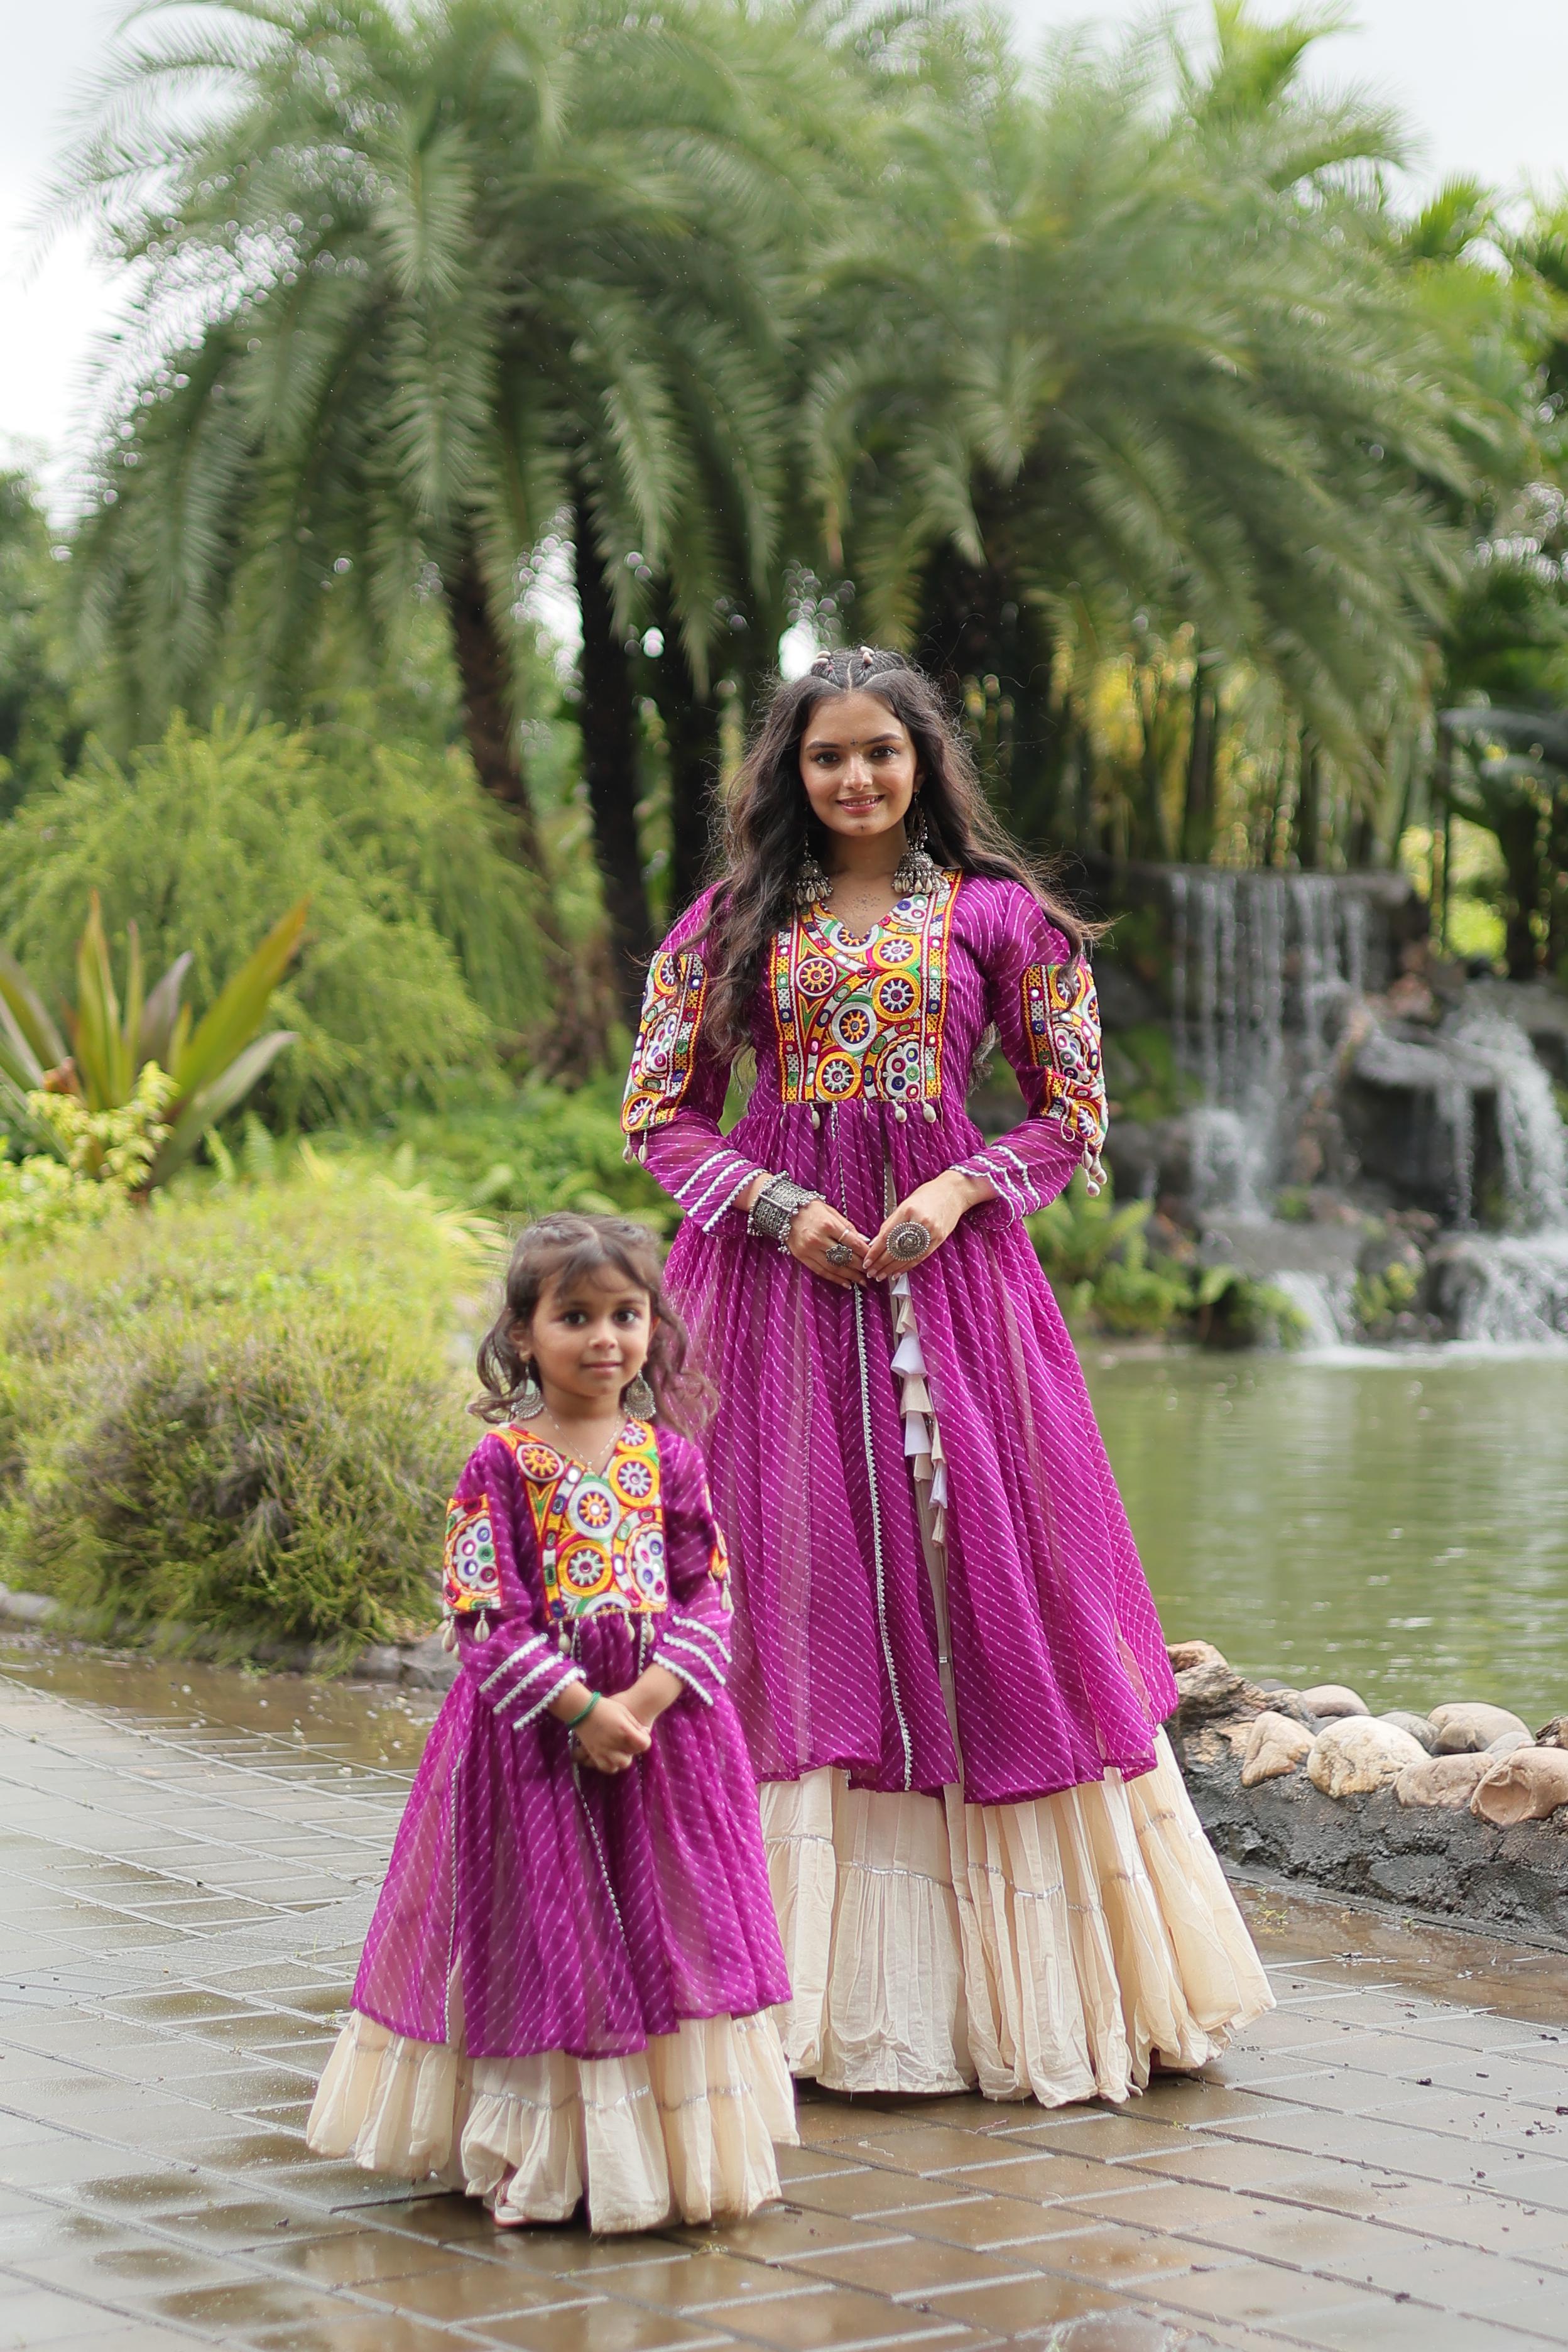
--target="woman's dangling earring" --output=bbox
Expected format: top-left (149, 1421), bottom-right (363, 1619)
top-left (513, 1361), bottom-right (545, 1420)
top-left (893, 795), bottom-right (940, 898)
top-left (794, 841), bottom-right (831, 910)
top-left (623, 1371), bottom-right (656, 1419)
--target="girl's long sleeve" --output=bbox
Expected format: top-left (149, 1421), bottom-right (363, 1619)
top-left (952, 886), bottom-right (1109, 1221)
top-left (646, 1439), bottom-right (733, 1709)
top-left (621, 890), bottom-right (769, 1233)
top-left (442, 1439), bottom-right (580, 1729)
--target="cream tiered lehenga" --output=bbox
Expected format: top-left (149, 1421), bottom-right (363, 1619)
top-left (758, 1269), bottom-right (1272, 2103)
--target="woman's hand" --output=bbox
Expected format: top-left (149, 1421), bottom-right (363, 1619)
top-left (571, 1696), bottom-right (652, 1774)
top-left (785, 1199), bottom-right (874, 1288)
top-left (863, 1170), bottom-right (994, 1281)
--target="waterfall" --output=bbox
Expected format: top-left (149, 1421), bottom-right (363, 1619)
top-left (1170, 871), bottom-right (1368, 1210)
top-left (1163, 869), bottom-right (1568, 1345)
top-left (1433, 1000), bottom-right (1568, 1344)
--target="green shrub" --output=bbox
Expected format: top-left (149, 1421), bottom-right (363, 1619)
top-left (0, 1169), bottom-right (488, 1652)
top-left (1101, 1021), bottom-right (1192, 1125)
top-left (324, 1077), bottom-right (675, 1231)
top-left (1191, 1265), bottom-right (1310, 1349)
top-left (1028, 1172), bottom-right (1155, 1287)
top-left (1030, 1172), bottom-right (1307, 1347)
top-left (1086, 1229), bottom-right (1194, 1336)
top-left (0, 1152), bottom-right (126, 1254)
top-left (0, 711), bottom-right (543, 1124)
top-left (1353, 1258), bottom-right (1420, 1338)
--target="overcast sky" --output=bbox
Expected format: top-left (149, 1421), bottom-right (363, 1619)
top-left (5, 0), bottom-right (1568, 504)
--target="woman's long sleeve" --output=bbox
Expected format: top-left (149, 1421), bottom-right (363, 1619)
top-left (646, 1442), bottom-right (733, 1709)
top-left (621, 892), bottom-right (769, 1233)
top-left (443, 1440), bottom-right (580, 1729)
top-left (952, 890), bottom-right (1109, 1221)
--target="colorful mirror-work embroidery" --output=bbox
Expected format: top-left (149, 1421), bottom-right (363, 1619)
top-left (502, 1420), bottom-right (668, 1621)
top-left (622, 950), bottom-right (707, 1135)
top-left (770, 873), bottom-right (959, 1106)
top-left (1022, 959), bottom-right (1108, 1192)
top-left (442, 1494), bottom-right (501, 1616)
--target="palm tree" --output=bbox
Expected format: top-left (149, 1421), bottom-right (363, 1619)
top-left (58, 0), bottom-right (832, 1020)
top-left (803, 4), bottom-right (1478, 858)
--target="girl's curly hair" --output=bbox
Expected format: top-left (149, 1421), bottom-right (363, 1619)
top-left (472, 1212), bottom-right (704, 1433)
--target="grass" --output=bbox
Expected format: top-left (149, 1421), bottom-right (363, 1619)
top-left (0, 1165), bottom-right (491, 1655)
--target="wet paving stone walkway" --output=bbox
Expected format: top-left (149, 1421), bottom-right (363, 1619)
top-left (4, 1647), bottom-right (1568, 2352)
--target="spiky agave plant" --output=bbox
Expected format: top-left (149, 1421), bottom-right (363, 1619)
top-left (0, 893), bottom-right (306, 1188)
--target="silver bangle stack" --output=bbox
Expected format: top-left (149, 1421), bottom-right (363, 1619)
top-left (746, 1173), bottom-right (823, 1252)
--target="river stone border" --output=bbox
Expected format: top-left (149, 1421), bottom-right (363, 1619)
top-left (1167, 1641), bottom-right (1568, 1946)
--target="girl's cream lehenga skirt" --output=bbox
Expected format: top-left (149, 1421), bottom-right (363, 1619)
top-left (307, 1974), bottom-right (797, 2234)
top-left (756, 1272), bottom-right (1274, 2104)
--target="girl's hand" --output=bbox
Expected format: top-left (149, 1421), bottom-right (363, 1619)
top-left (863, 1170), bottom-right (994, 1281)
top-left (786, 1199), bottom-right (874, 1287)
top-left (572, 1696), bottom-right (652, 1774)
top-left (623, 1663), bottom-right (684, 1729)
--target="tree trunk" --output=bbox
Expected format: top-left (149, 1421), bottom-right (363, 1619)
top-left (1134, 666), bottom-right (1173, 863)
top-left (914, 542), bottom-right (1064, 846)
top-left (1182, 667), bottom-right (1217, 866)
top-left (1545, 793), bottom-right (1568, 979)
top-left (443, 536), bottom-right (613, 1077)
top-left (1293, 729), bottom-right (1322, 871)
top-left (1497, 798), bottom-right (1544, 979)
top-left (649, 609), bottom-right (722, 916)
top-left (574, 487), bottom-right (654, 1022)
top-left (444, 539), bottom-right (547, 873)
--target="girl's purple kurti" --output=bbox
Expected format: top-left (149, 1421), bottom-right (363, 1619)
top-left (623, 874), bottom-right (1179, 1810)
top-left (351, 1425), bottom-right (790, 2059)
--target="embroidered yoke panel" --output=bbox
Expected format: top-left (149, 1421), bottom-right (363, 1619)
top-left (769, 871), bottom-right (961, 1107)
top-left (496, 1419), bottom-right (675, 1622)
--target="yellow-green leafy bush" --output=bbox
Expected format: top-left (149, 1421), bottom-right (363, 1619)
top-left (0, 1169), bottom-right (492, 1652)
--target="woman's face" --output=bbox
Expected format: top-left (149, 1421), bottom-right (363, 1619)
top-left (798, 690), bottom-right (920, 846)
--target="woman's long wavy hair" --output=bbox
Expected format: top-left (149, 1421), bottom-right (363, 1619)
top-left (699, 648), bottom-right (1096, 1055)
top-left (473, 1213), bottom-right (705, 1435)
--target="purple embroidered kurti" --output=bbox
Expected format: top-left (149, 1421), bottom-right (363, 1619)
top-left (351, 1422), bottom-right (790, 2059)
top-left (623, 873), bottom-right (1179, 1810)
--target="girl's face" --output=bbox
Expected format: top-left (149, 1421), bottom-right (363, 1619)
top-left (798, 689), bottom-right (920, 847)
top-left (521, 1268), bottom-right (653, 1415)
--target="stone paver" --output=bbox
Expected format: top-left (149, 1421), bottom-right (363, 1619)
top-left (3, 1645), bottom-right (1568, 2351)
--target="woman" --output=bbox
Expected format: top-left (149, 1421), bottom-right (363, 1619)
top-left (621, 646), bottom-right (1270, 2104)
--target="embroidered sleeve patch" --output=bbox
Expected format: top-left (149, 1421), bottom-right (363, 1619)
top-left (442, 1494), bottom-right (501, 1615)
top-left (1021, 959), bottom-right (1108, 1192)
top-left (702, 1483), bottom-right (732, 1598)
top-left (622, 950), bottom-right (708, 1135)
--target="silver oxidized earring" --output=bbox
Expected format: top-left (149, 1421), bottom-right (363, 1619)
top-left (513, 1361), bottom-right (545, 1420)
top-left (892, 797), bottom-right (940, 898)
top-left (795, 841), bottom-right (832, 909)
top-left (623, 1371), bottom-right (656, 1419)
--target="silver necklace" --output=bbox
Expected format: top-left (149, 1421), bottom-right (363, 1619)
top-left (536, 1410), bottom-right (626, 1478)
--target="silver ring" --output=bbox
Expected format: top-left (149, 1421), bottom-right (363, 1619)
top-left (886, 1221), bottom-right (932, 1263)
top-left (825, 1238), bottom-right (859, 1268)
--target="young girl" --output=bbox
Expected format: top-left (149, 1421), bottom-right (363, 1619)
top-left (307, 1213), bottom-right (795, 2233)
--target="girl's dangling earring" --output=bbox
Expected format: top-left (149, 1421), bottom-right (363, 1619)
top-left (513, 1361), bottom-right (545, 1420)
top-left (623, 1371), bottom-right (656, 1419)
top-left (893, 795), bottom-right (940, 898)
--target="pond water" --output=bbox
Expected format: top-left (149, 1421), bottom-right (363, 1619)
top-left (1087, 1348), bottom-right (1568, 1725)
